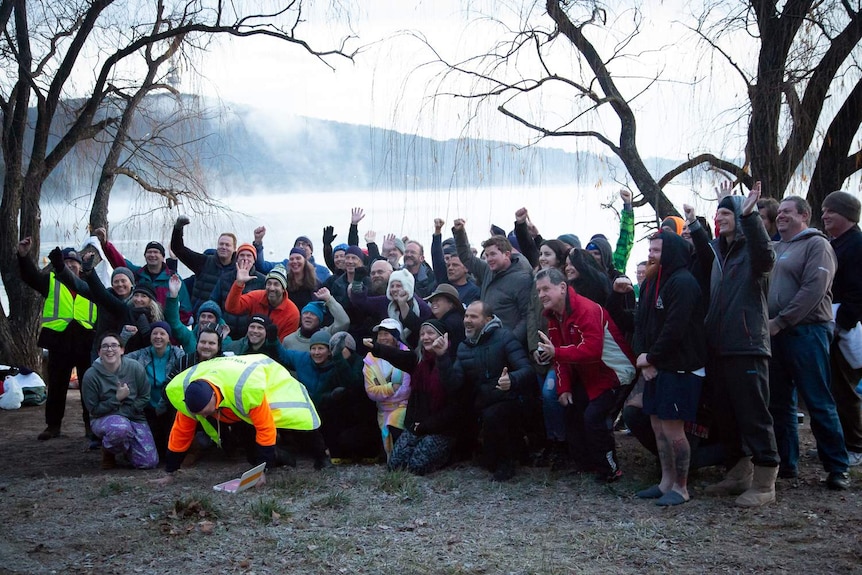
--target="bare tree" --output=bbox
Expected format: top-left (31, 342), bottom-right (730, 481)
top-left (421, 0), bottom-right (862, 223)
top-left (0, 0), bottom-right (356, 368)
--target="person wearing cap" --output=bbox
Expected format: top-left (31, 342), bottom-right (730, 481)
top-left (157, 354), bottom-right (322, 482)
top-left (251, 226), bottom-right (332, 282)
top-left (349, 268), bottom-right (433, 349)
top-left (166, 273), bottom-right (227, 354)
top-left (81, 332), bottom-right (158, 470)
top-left (170, 214), bottom-right (238, 318)
top-left (321, 207), bottom-right (367, 276)
top-left (363, 318), bottom-right (471, 475)
top-left (271, 330), bottom-right (378, 462)
top-left (208, 242), bottom-right (266, 339)
top-left (224, 314), bottom-right (274, 356)
top-left (821, 191), bottom-right (862, 468)
top-left (437, 300), bottom-right (536, 481)
top-left (281, 288), bottom-right (350, 352)
top-left (381, 235), bottom-right (406, 270)
top-left (225, 258), bottom-right (300, 341)
top-left (452, 219), bottom-right (534, 351)
top-left (119, 283), bottom-right (165, 354)
top-left (767, 194), bottom-right (849, 491)
top-left (363, 318), bottom-right (412, 458)
top-left (17, 238), bottom-right (96, 441)
top-left (430, 218), bottom-right (481, 307)
top-left (417, 283), bottom-right (465, 359)
top-left (112, 239), bottom-right (194, 325)
top-left (689, 183), bottom-right (781, 506)
top-left (329, 245), bottom-right (372, 335)
top-left (125, 321), bottom-right (186, 457)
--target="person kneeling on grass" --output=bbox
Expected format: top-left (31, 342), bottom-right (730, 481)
top-left (81, 332), bottom-right (159, 470)
top-left (152, 354), bottom-right (321, 486)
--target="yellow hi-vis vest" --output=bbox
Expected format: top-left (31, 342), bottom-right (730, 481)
top-left (41, 272), bottom-right (97, 331)
top-left (165, 354), bottom-right (320, 446)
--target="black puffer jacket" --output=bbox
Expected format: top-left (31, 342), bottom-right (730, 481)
top-left (633, 231), bottom-right (707, 371)
top-left (170, 226), bottom-right (237, 315)
top-left (438, 317), bottom-right (534, 411)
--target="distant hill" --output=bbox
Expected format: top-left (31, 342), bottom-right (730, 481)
top-left (11, 95), bottom-right (682, 201)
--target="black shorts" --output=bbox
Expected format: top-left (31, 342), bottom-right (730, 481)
top-left (642, 370), bottom-right (703, 422)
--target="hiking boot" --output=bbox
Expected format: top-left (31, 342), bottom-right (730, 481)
top-left (735, 465), bottom-right (777, 507)
top-left (37, 426), bottom-right (60, 441)
top-left (826, 471), bottom-right (851, 491)
top-left (705, 457), bottom-right (753, 496)
top-left (101, 448), bottom-right (116, 470)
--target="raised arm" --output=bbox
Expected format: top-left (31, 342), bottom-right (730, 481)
top-left (169, 215), bottom-right (208, 274)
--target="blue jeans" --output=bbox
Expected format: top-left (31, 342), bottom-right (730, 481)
top-left (541, 371), bottom-right (566, 442)
top-left (769, 322), bottom-right (849, 474)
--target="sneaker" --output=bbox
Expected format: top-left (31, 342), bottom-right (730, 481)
top-left (37, 427), bottom-right (60, 441)
top-left (848, 451), bottom-right (862, 467)
top-left (826, 471), bottom-right (851, 491)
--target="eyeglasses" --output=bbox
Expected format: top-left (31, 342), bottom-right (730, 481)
top-left (100, 343), bottom-right (120, 350)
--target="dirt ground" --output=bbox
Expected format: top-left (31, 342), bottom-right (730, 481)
top-left (0, 389), bottom-right (860, 575)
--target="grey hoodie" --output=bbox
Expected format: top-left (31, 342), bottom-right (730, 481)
top-left (81, 357), bottom-right (150, 422)
top-left (768, 227), bottom-right (836, 330)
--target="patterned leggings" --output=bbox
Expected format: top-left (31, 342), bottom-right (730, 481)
top-left (91, 415), bottom-right (159, 469)
top-left (388, 429), bottom-right (453, 475)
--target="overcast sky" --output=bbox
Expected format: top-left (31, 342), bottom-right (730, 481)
top-left (191, 0), bottom-right (750, 163)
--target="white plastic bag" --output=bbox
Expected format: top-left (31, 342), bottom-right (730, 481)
top-left (0, 376), bottom-right (24, 410)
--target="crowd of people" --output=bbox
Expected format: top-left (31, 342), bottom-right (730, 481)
top-left (16, 186), bottom-right (862, 507)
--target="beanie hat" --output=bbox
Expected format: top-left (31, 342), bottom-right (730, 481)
top-left (490, 224), bottom-right (506, 237)
top-left (387, 269), bottom-right (415, 300)
top-left (197, 300), bottom-right (223, 323)
top-left (507, 231), bottom-right (520, 251)
top-left (329, 331), bottom-right (356, 352)
top-left (294, 236), bottom-right (314, 252)
top-left (660, 216), bottom-right (686, 235)
top-left (822, 191), bottom-right (861, 224)
top-left (266, 264), bottom-right (288, 291)
top-left (235, 243), bottom-right (257, 262)
top-left (132, 284), bottom-right (157, 302)
top-left (443, 244), bottom-right (457, 256)
top-left (150, 321), bottom-right (172, 338)
top-left (557, 234), bottom-right (582, 249)
top-left (333, 243), bottom-right (349, 255)
top-left (144, 241), bottom-right (165, 256)
top-left (392, 238), bottom-right (406, 254)
top-left (289, 247), bottom-right (306, 258)
top-left (61, 247), bottom-right (82, 264)
top-left (111, 267), bottom-right (135, 286)
top-left (421, 319), bottom-right (448, 337)
top-left (718, 195), bottom-right (743, 215)
top-left (309, 330), bottom-right (332, 348)
top-left (373, 317), bottom-right (404, 341)
top-left (346, 246), bottom-right (366, 262)
top-left (301, 301), bottom-right (326, 323)
top-left (249, 314), bottom-right (270, 328)
top-left (184, 380), bottom-right (215, 413)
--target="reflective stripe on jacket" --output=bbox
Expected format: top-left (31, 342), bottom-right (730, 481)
top-left (42, 272), bottom-right (97, 331)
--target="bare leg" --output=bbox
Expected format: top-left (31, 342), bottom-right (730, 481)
top-left (651, 415), bottom-right (674, 493)
top-left (663, 419), bottom-right (691, 499)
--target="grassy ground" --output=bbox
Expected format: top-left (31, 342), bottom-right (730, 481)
top-left (1, 393), bottom-right (860, 574)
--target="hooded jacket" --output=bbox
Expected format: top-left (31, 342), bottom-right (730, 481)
top-left (693, 197), bottom-right (774, 356)
top-left (830, 225), bottom-right (862, 330)
top-left (453, 227), bottom-right (535, 347)
top-left (633, 232), bottom-right (707, 372)
top-left (768, 227), bottom-right (836, 330)
top-left (170, 226), bottom-right (237, 315)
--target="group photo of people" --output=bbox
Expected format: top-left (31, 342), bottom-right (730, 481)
top-left (14, 184), bottom-right (862, 508)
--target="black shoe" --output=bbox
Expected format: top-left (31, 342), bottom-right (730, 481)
top-left (37, 426), bottom-right (60, 440)
top-left (778, 467), bottom-right (798, 479)
top-left (275, 446), bottom-right (297, 468)
top-left (826, 471), bottom-right (851, 490)
top-left (314, 457), bottom-right (333, 470)
top-left (492, 461), bottom-right (515, 482)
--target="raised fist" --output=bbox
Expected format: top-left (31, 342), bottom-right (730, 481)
top-left (174, 215), bottom-right (190, 229)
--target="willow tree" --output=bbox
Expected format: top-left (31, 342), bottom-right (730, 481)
top-left (423, 0), bottom-right (862, 221)
top-left (0, 0), bottom-right (355, 368)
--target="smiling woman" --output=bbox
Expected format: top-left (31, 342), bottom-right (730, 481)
top-left (80, 332), bottom-right (159, 470)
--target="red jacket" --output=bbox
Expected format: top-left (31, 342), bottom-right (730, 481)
top-left (544, 286), bottom-right (636, 400)
top-left (224, 282), bottom-right (300, 340)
